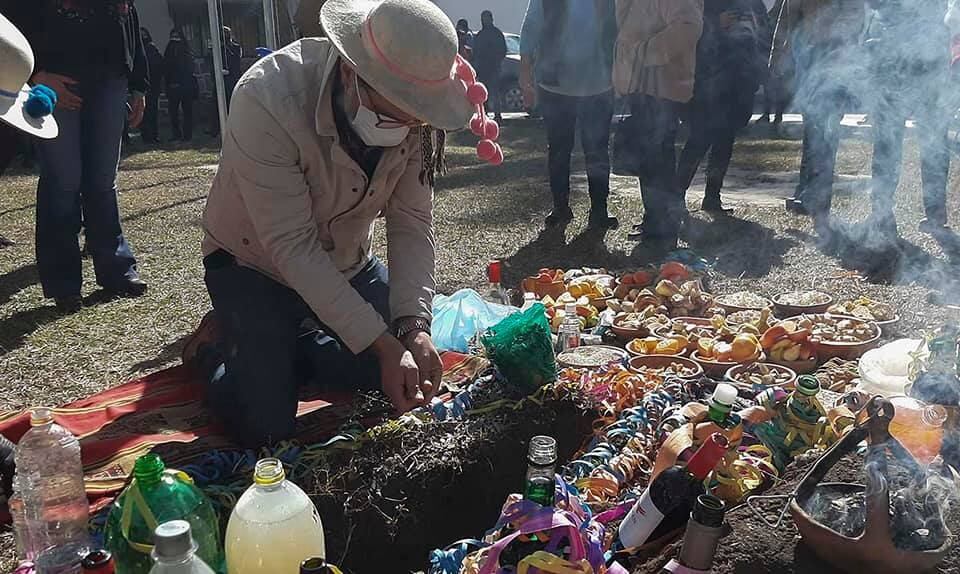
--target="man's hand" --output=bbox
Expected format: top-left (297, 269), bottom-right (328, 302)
top-left (401, 330), bottom-right (441, 403)
top-left (128, 94), bottom-right (146, 128)
top-left (31, 71), bottom-right (82, 110)
top-left (370, 333), bottom-right (426, 413)
top-left (522, 84), bottom-right (537, 110)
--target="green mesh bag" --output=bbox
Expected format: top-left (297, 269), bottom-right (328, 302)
top-left (480, 303), bottom-right (557, 391)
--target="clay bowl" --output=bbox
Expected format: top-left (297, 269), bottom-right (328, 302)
top-left (611, 314), bottom-right (652, 341)
top-left (589, 294), bottom-right (615, 311)
top-left (785, 314), bottom-right (882, 361)
top-left (875, 314), bottom-right (901, 336)
top-left (772, 291), bottom-right (834, 318)
top-left (625, 337), bottom-right (688, 358)
top-left (725, 362), bottom-right (797, 391)
top-left (627, 355), bottom-right (703, 380)
top-left (768, 355), bottom-right (819, 375)
top-left (521, 276), bottom-right (566, 300)
top-left (691, 350), bottom-right (764, 378)
top-left (557, 345), bottom-right (630, 369)
top-left (652, 316), bottom-right (715, 353)
top-left (714, 292), bottom-right (773, 314)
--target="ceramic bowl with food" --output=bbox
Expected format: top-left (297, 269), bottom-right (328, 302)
top-left (785, 314), bottom-right (881, 361)
top-left (715, 291), bottom-right (773, 314)
top-left (557, 346), bottom-right (630, 369)
top-left (653, 317), bottom-right (715, 352)
top-left (628, 355), bottom-right (703, 380)
top-left (772, 290), bottom-right (834, 317)
top-left (521, 276), bottom-right (566, 300)
top-left (626, 336), bottom-right (688, 357)
top-left (611, 312), bottom-right (671, 341)
top-left (726, 362), bottom-right (797, 390)
top-left (691, 349), bottom-right (764, 378)
top-left (767, 355), bottom-right (818, 375)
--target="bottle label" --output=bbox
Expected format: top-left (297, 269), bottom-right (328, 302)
top-left (618, 489), bottom-right (665, 548)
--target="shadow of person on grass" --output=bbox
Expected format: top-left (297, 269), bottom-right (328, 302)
top-left (682, 211), bottom-right (798, 278)
top-left (0, 305), bottom-right (61, 356)
top-left (128, 333), bottom-right (192, 374)
top-left (503, 226), bottom-right (635, 288)
top-left (0, 264), bottom-right (38, 306)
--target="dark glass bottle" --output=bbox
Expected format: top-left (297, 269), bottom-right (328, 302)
top-left (300, 557), bottom-right (335, 573)
top-left (670, 495), bottom-right (727, 572)
top-left (523, 435), bottom-right (557, 507)
top-left (618, 433), bottom-right (729, 548)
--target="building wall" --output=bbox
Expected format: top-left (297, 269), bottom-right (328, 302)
top-left (139, 0), bottom-right (175, 52)
top-left (431, 0), bottom-right (527, 34)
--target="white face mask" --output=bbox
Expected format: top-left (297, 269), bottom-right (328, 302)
top-left (350, 76), bottom-right (410, 147)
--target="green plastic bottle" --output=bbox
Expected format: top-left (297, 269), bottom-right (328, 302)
top-left (104, 454), bottom-right (225, 574)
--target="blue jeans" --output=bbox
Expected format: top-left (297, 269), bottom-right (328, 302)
top-left (203, 251), bottom-right (390, 447)
top-left (35, 75), bottom-right (138, 298)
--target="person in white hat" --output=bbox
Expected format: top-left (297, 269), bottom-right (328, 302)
top-left (190, 0), bottom-right (501, 447)
top-left (3, 0), bottom-right (149, 313)
top-left (0, 13), bottom-right (58, 140)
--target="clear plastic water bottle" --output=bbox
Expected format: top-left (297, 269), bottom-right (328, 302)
top-left (557, 303), bottom-right (581, 352)
top-left (10, 475), bottom-right (41, 560)
top-left (149, 521), bottom-right (215, 574)
top-left (15, 408), bottom-right (90, 572)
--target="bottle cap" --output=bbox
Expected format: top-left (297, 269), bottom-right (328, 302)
top-left (254, 457), bottom-right (286, 486)
top-left (81, 550), bottom-right (115, 573)
top-left (29, 407), bottom-right (54, 426)
top-left (487, 260), bottom-right (502, 284)
top-left (796, 375), bottom-right (821, 396)
top-left (528, 435), bottom-right (557, 466)
top-left (564, 303), bottom-right (577, 314)
top-left (524, 292), bottom-right (536, 300)
top-left (709, 384), bottom-right (738, 413)
top-left (153, 521), bottom-right (196, 560)
top-left (133, 454), bottom-right (166, 485)
top-left (300, 557), bottom-right (332, 573)
top-left (686, 433), bottom-right (729, 480)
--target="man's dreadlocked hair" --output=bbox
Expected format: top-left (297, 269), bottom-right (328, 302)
top-left (418, 126), bottom-right (447, 187)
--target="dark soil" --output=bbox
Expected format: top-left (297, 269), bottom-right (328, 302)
top-left (303, 397), bottom-right (594, 573)
top-left (631, 450), bottom-right (960, 574)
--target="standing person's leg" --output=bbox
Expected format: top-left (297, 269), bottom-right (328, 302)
top-left (541, 90), bottom-right (579, 226)
top-left (142, 91), bottom-right (159, 143)
top-left (802, 92), bottom-right (843, 221)
top-left (703, 126), bottom-right (736, 211)
top-left (169, 91), bottom-right (183, 140)
top-left (635, 94), bottom-right (681, 242)
top-left (182, 94), bottom-right (194, 141)
top-left (490, 68), bottom-right (503, 122)
top-left (676, 121), bottom-right (711, 199)
top-left (869, 87), bottom-right (907, 234)
top-left (579, 90), bottom-right (617, 229)
top-left (917, 76), bottom-right (950, 230)
top-left (35, 103), bottom-right (84, 305)
top-left (80, 76), bottom-right (142, 294)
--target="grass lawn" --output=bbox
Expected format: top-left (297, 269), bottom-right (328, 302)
top-left (2, 118), bottom-right (960, 569)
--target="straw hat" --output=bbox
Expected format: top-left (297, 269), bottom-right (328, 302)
top-left (0, 13), bottom-right (57, 139)
top-left (320, 0), bottom-right (474, 131)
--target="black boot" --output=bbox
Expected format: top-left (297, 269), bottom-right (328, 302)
top-left (587, 194), bottom-right (618, 230)
top-left (701, 191), bottom-right (732, 213)
top-left (545, 207), bottom-right (574, 228)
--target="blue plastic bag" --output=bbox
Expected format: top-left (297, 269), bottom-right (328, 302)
top-left (432, 289), bottom-right (516, 352)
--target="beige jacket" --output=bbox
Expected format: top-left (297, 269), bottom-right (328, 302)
top-left (202, 38), bottom-right (435, 354)
top-left (613, 0), bottom-right (704, 102)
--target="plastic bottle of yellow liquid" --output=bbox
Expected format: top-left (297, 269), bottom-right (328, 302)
top-left (225, 458), bottom-right (326, 573)
top-left (888, 396), bottom-right (948, 465)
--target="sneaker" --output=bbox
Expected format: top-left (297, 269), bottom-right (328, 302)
top-left (785, 198), bottom-right (809, 215)
top-left (182, 310), bottom-right (221, 366)
top-left (104, 277), bottom-right (148, 298)
top-left (55, 296), bottom-right (83, 314)
top-left (701, 196), bottom-right (732, 213)
top-left (545, 208), bottom-right (574, 228)
top-left (919, 218), bottom-right (950, 235)
top-left (588, 212), bottom-right (619, 230)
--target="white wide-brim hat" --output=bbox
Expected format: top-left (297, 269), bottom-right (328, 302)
top-left (320, 0), bottom-right (474, 131)
top-left (0, 14), bottom-right (57, 139)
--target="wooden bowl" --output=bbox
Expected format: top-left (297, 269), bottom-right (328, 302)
top-left (784, 314), bottom-right (882, 361)
top-left (772, 291), bottom-right (834, 317)
top-left (691, 350), bottom-right (764, 378)
top-left (726, 362), bottom-right (798, 390)
top-left (521, 276), bottom-right (566, 300)
top-left (611, 314), bottom-right (652, 341)
top-left (626, 337), bottom-right (688, 358)
top-left (714, 292), bottom-right (773, 314)
top-left (627, 355), bottom-right (703, 380)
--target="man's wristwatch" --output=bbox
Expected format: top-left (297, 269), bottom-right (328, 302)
top-left (395, 317), bottom-right (431, 340)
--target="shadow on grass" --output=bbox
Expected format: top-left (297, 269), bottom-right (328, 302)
top-left (684, 213), bottom-right (798, 278)
top-left (0, 264), bottom-right (38, 306)
top-left (0, 305), bottom-right (61, 356)
top-left (123, 195), bottom-right (207, 223)
top-left (129, 333), bottom-right (191, 374)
